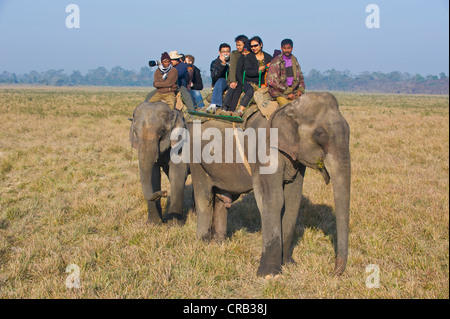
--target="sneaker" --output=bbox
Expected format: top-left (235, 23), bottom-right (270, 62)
top-left (206, 104), bottom-right (217, 114)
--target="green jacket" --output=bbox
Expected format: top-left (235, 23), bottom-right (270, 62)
top-left (228, 50), bottom-right (242, 84)
top-left (267, 54), bottom-right (305, 98)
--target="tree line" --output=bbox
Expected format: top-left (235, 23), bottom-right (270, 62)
top-left (1, 66), bottom-right (448, 95)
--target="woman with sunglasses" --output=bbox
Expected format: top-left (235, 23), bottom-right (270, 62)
top-left (234, 36), bottom-right (272, 117)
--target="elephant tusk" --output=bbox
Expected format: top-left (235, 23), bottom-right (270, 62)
top-left (149, 190), bottom-right (168, 201)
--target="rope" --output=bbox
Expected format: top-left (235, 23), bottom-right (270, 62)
top-left (233, 122), bottom-right (252, 177)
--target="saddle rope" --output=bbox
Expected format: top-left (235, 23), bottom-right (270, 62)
top-left (233, 122), bottom-right (252, 177)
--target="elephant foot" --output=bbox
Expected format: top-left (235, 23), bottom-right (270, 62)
top-left (164, 212), bottom-right (185, 226)
top-left (257, 238), bottom-right (283, 277)
top-left (146, 217), bottom-right (163, 226)
top-left (199, 234), bottom-right (212, 243)
top-left (282, 256), bottom-right (296, 265)
top-left (257, 261), bottom-right (282, 277)
top-left (333, 257), bottom-right (347, 276)
top-left (212, 233), bottom-right (226, 243)
top-left (264, 274), bottom-right (281, 281)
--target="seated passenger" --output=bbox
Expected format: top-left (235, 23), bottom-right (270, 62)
top-left (267, 39), bottom-right (305, 107)
top-left (234, 36), bottom-right (272, 117)
top-left (206, 43), bottom-right (231, 114)
top-left (148, 52), bottom-right (178, 109)
top-left (222, 34), bottom-right (249, 113)
top-left (185, 54), bottom-right (205, 109)
top-left (169, 51), bottom-right (195, 111)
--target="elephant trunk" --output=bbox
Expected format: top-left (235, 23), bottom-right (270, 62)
top-left (138, 139), bottom-right (166, 223)
top-left (324, 138), bottom-right (351, 275)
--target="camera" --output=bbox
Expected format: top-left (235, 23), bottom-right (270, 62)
top-left (148, 60), bottom-right (161, 67)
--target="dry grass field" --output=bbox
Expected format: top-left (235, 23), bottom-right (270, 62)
top-left (0, 86), bottom-right (448, 299)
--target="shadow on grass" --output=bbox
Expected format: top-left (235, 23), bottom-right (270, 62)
top-left (226, 193), bottom-right (337, 253)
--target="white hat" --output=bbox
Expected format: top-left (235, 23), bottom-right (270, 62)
top-left (169, 51), bottom-right (183, 60)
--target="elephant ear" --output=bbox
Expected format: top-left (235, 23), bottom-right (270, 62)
top-left (169, 109), bottom-right (186, 148)
top-left (270, 109), bottom-right (300, 161)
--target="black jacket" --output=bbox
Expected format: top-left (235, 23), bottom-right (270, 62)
top-left (210, 57), bottom-right (229, 87)
top-left (237, 51), bottom-right (272, 86)
top-left (190, 65), bottom-right (203, 90)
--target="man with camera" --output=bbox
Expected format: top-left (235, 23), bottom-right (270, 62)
top-left (206, 43), bottom-right (232, 114)
top-left (145, 51), bottom-right (195, 111)
top-left (147, 52), bottom-right (178, 109)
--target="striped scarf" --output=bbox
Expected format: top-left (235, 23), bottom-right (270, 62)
top-left (159, 64), bottom-right (172, 80)
top-left (283, 55), bottom-right (294, 87)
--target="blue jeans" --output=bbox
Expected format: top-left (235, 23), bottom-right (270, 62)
top-left (190, 89), bottom-right (204, 109)
top-left (211, 78), bottom-right (228, 106)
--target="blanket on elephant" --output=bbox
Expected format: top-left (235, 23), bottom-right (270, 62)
top-left (252, 87), bottom-right (280, 120)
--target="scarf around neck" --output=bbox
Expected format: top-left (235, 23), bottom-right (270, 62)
top-left (283, 55), bottom-right (294, 87)
top-left (159, 64), bottom-right (172, 80)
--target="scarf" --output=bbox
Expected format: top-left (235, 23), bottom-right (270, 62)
top-left (159, 64), bottom-right (172, 80)
top-left (283, 55), bottom-right (294, 87)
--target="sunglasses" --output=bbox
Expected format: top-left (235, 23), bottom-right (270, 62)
top-left (250, 44), bottom-right (260, 48)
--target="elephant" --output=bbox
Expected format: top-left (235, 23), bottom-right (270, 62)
top-left (129, 101), bottom-right (188, 224)
top-left (188, 92), bottom-right (351, 277)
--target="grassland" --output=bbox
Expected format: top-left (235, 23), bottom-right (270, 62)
top-left (0, 86), bottom-right (448, 298)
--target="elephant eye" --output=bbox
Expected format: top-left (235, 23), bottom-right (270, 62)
top-left (158, 128), bottom-right (167, 136)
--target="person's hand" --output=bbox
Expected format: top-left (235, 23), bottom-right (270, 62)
top-left (219, 55), bottom-right (227, 65)
top-left (229, 82), bottom-right (237, 89)
top-left (287, 93), bottom-right (296, 100)
top-left (258, 65), bottom-right (265, 72)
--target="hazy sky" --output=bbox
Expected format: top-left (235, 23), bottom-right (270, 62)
top-left (0, 0), bottom-right (448, 76)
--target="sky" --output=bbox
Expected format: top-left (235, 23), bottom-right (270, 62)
top-left (0, 0), bottom-right (448, 76)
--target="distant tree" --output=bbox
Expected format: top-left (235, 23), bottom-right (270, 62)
top-left (69, 70), bottom-right (85, 85)
top-left (413, 74), bottom-right (425, 83)
top-left (426, 74), bottom-right (439, 81)
top-left (306, 69), bottom-right (323, 87)
top-left (137, 66), bottom-right (153, 86)
top-left (1, 66), bottom-right (446, 94)
top-left (29, 71), bottom-right (40, 84)
top-left (387, 71), bottom-right (403, 82)
top-left (0, 71), bottom-right (10, 83)
top-left (86, 67), bottom-right (108, 85)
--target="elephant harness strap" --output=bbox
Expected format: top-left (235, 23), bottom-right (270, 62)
top-left (232, 122), bottom-right (252, 177)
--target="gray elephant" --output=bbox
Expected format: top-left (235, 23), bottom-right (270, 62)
top-left (188, 92), bottom-right (351, 277)
top-left (130, 101), bottom-right (188, 224)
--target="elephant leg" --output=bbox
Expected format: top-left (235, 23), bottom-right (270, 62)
top-left (195, 191), bottom-right (214, 241)
top-left (147, 164), bottom-right (163, 224)
top-left (191, 165), bottom-right (214, 241)
top-left (281, 166), bottom-right (305, 265)
top-left (253, 172), bottom-right (285, 276)
top-left (212, 195), bottom-right (228, 242)
top-left (164, 161), bottom-right (187, 224)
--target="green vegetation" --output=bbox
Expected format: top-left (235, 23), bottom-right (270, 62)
top-left (1, 68), bottom-right (448, 94)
